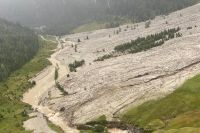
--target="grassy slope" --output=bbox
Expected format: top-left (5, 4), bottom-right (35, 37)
top-left (71, 21), bottom-right (108, 33)
top-left (46, 119), bottom-right (65, 133)
top-left (154, 127), bottom-right (200, 133)
top-left (0, 37), bottom-right (56, 133)
top-left (79, 115), bottom-right (109, 133)
top-left (121, 74), bottom-right (200, 132)
top-left (71, 17), bottom-right (131, 34)
top-left (43, 35), bottom-right (57, 42)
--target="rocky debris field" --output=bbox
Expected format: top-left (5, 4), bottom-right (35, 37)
top-left (40, 3), bottom-right (200, 126)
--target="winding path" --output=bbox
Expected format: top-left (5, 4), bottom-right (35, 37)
top-left (23, 36), bottom-right (78, 133)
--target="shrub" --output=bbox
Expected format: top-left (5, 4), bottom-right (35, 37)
top-left (0, 114), bottom-right (4, 121)
top-left (56, 82), bottom-right (68, 95)
top-left (54, 67), bottom-right (58, 81)
top-left (68, 60), bottom-right (85, 72)
top-left (31, 80), bottom-right (36, 86)
top-left (94, 54), bottom-right (115, 62)
top-left (145, 21), bottom-right (151, 28)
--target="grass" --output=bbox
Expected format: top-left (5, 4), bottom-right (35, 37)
top-left (46, 118), bottom-right (65, 133)
top-left (78, 115), bottom-right (109, 133)
top-left (55, 82), bottom-right (68, 95)
top-left (43, 35), bottom-right (57, 42)
top-left (0, 37), bottom-right (56, 133)
top-left (80, 130), bottom-right (94, 133)
top-left (154, 127), bottom-right (200, 133)
top-left (121, 74), bottom-right (200, 132)
top-left (71, 21), bottom-right (108, 33)
top-left (71, 17), bottom-right (131, 34)
top-left (94, 54), bottom-right (116, 62)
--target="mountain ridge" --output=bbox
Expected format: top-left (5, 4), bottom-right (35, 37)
top-left (0, 0), bottom-right (199, 35)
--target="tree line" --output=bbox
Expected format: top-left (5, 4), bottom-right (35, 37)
top-left (114, 28), bottom-right (181, 53)
top-left (95, 27), bottom-right (182, 62)
top-left (68, 60), bottom-right (85, 72)
top-left (0, 18), bottom-right (39, 81)
top-left (46, 0), bottom-right (200, 35)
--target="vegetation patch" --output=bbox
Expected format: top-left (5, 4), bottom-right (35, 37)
top-left (145, 21), bottom-right (151, 28)
top-left (94, 54), bottom-right (116, 62)
top-left (46, 117), bottom-right (65, 133)
top-left (0, 19), bottom-right (39, 82)
top-left (54, 67), bottom-right (59, 81)
top-left (43, 35), bottom-right (57, 42)
top-left (0, 38), bottom-right (56, 133)
top-left (95, 28), bottom-right (182, 62)
top-left (71, 18), bottom-right (129, 34)
top-left (55, 82), bottom-right (68, 96)
top-left (154, 127), bottom-right (200, 133)
top-left (71, 21), bottom-right (108, 33)
top-left (78, 115), bottom-right (109, 133)
top-left (69, 60), bottom-right (85, 72)
top-left (78, 115), bottom-right (145, 133)
top-left (114, 27), bottom-right (181, 53)
top-left (121, 73), bottom-right (200, 132)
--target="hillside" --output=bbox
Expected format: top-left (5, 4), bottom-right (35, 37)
top-left (0, 18), bottom-right (39, 81)
top-left (0, 0), bottom-right (199, 35)
top-left (0, 37), bottom-right (56, 133)
top-left (34, 3), bottom-right (200, 132)
top-left (0, 1), bottom-right (200, 133)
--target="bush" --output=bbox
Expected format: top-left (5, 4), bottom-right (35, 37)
top-left (31, 80), bottom-right (36, 86)
top-left (94, 54), bottom-right (114, 62)
top-left (21, 110), bottom-right (28, 117)
top-left (56, 82), bottom-right (68, 95)
top-left (54, 67), bottom-right (58, 81)
top-left (145, 21), bottom-right (151, 28)
top-left (86, 115), bottom-right (107, 126)
top-left (106, 22), bottom-right (120, 28)
top-left (93, 125), bottom-right (105, 133)
top-left (95, 28), bottom-right (181, 62)
top-left (0, 114), bottom-right (4, 121)
top-left (80, 115), bottom-right (108, 133)
top-left (68, 60), bottom-right (85, 72)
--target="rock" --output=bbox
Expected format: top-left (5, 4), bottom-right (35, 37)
top-left (41, 3), bottom-right (200, 126)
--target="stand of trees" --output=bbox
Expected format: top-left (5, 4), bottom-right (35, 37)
top-left (68, 60), bottom-right (85, 72)
top-left (114, 28), bottom-right (181, 53)
top-left (0, 18), bottom-right (39, 81)
top-left (54, 67), bottom-right (59, 81)
top-left (95, 28), bottom-right (182, 62)
top-left (55, 82), bottom-right (68, 96)
top-left (94, 54), bottom-right (115, 62)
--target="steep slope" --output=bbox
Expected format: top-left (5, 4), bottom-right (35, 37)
top-left (0, 37), bottom-right (56, 133)
top-left (0, 0), bottom-right (199, 35)
top-left (0, 18), bottom-right (39, 81)
top-left (38, 3), bottom-right (200, 130)
top-left (122, 73), bottom-right (200, 132)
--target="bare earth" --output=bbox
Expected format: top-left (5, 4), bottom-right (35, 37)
top-left (23, 38), bottom-right (79, 133)
top-left (40, 3), bottom-right (200, 125)
top-left (24, 3), bottom-right (200, 133)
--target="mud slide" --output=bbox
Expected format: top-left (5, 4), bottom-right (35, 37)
top-left (23, 37), bottom-right (78, 133)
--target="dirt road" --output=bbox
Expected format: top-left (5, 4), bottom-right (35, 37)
top-left (23, 37), bottom-right (78, 133)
